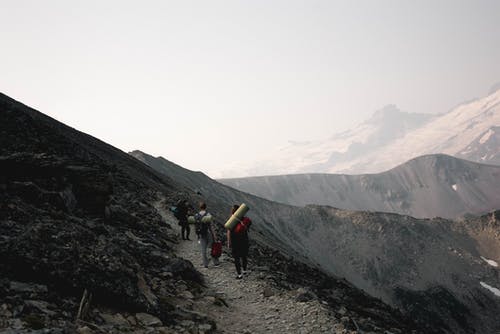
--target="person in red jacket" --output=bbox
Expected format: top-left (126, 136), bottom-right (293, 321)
top-left (226, 204), bottom-right (251, 279)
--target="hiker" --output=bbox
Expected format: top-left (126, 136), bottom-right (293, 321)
top-left (195, 202), bottom-right (219, 268)
top-left (176, 199), bottom-right (191, 240)
top-left (227, 204), bottom-right (252, 279)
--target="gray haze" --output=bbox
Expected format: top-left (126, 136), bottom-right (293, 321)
top-left (1, 0), bottom-right (500, 177)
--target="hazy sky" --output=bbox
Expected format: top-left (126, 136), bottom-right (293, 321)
top-left (1, 0), bottom-right (499, 177)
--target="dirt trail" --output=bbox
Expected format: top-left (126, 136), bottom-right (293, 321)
top-left (154, 201), bottom-right (342, 334)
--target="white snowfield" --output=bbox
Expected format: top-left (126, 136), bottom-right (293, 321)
top-left (480, 282), bottom-right (500, 297)
top-left (481, 256), bottom-right (499, 268)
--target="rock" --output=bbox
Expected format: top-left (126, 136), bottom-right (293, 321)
top-left (24, 300), bottom-right (56, 316)
top-left (100, 313), bottom-right (130, 327)
top-left (203, 296), bottom-right (216, 304)
top-left (180, 319), bottom-right (195, 328)
top-left (163, 258), bottom-right (203, 283)
top-left (126, 315), bottom-right (137, 326)
top-left (136, 313), bottom-right (163, 327)
top-left (176, 283), bottom-right (188, 292)
top-left (263, 287), bottom-right (275, 298)
top-left (157, 327), bottom-right (177, 334)
top-left (213, 297), bottom-right (228, 307)
top-left (76, 326), bottom-right (95, 334)
top-left (10, 282), bottom-right (48, 294)
top-left (179, 290), bottom-right (194, 299)
top-left (198, 323), bottom-right (215, 333)
top-left (333, 323), bottom-right (345, 333)
top-left (137, 272), bottom-right (158, 307)
top-left (160, 271), bottom-right (174, 279)
top-left (295, 288), bottom-right (316, 302)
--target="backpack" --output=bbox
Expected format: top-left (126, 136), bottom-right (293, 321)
top-left (171, 206), bottom-right (182, 220)
top-left (195, 212), bottom-right (210, 236)
top-left (233, 217), bottom-right (251, 235)
top-left (211, 242), bottom-right (222, 258)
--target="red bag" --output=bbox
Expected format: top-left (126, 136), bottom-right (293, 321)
top-left (233, 217), bottom-right (251, 235)
top-left (211, 241), bottom-right (222, 258)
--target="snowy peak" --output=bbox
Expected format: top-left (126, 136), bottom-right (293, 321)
top-left (371, 104), bottom-right (401, 119)
top-left (230, 87), bottom-right (500, 177)
top-left (367, 104), bottom-right (432, 125)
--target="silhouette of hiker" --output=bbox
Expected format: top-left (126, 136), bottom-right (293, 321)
top-left (177, 199), bottom-right (192, 240)
top-left (227, 204), bottom-right (252, 279)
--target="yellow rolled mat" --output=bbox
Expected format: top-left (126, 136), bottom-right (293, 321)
top-left (202, 215), bottom-right (213, 223)
top-left (188, 215), bottom-right (213, 224)
top-left (224, 203), bottom-right (249, 230)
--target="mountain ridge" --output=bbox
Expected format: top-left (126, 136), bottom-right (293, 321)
top-left (218, 154), bottom-right (500, 219)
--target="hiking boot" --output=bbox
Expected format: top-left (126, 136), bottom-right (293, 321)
top-left (236, 274), bottom-right (243, 279)
top-left (242, 270), bottom-right (250, 276)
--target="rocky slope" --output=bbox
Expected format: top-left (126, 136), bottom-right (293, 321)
top-left (219, 154), bottom-right (500, 219)
top-left (133, 150), bottom-right (500, 334)
top-left (223, 88), bottom-right (500, 177)
top-left (0, 93), bottom-right (430, 333)
top-left (0, 93), bottom-right (221, 333)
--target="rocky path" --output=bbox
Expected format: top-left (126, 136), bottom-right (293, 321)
top-left (154, 202), bottom-right (344, 334)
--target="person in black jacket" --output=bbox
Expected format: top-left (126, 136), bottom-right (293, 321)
top-left (226, 204), bottom-right (251, 279)
top-left (177, 199), bottom-right (192, 240)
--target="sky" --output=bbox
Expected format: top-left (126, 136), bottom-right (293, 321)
top-left (1, 0), bottom-right (499, 177)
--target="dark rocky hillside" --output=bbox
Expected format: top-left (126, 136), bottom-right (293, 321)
top-left (0, 93), bottom-right (216, 332)
top-left (1, 93), bottom-right (431, 333)
top-left (132, 151), bottom-right (500, 334)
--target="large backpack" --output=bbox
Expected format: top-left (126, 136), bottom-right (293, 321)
top-left (195, 212), bottom-right (210, 236)
top-left (233, 217), bottom-right (251, 235)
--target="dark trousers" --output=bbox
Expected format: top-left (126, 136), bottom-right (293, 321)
top-left (234, 255), bottom-right (247, 275)
top-left (180, 221), bottom-right (190, 239)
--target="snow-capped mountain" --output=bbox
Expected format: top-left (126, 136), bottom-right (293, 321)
top-left (228, 88), bottom-right (500, 177)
